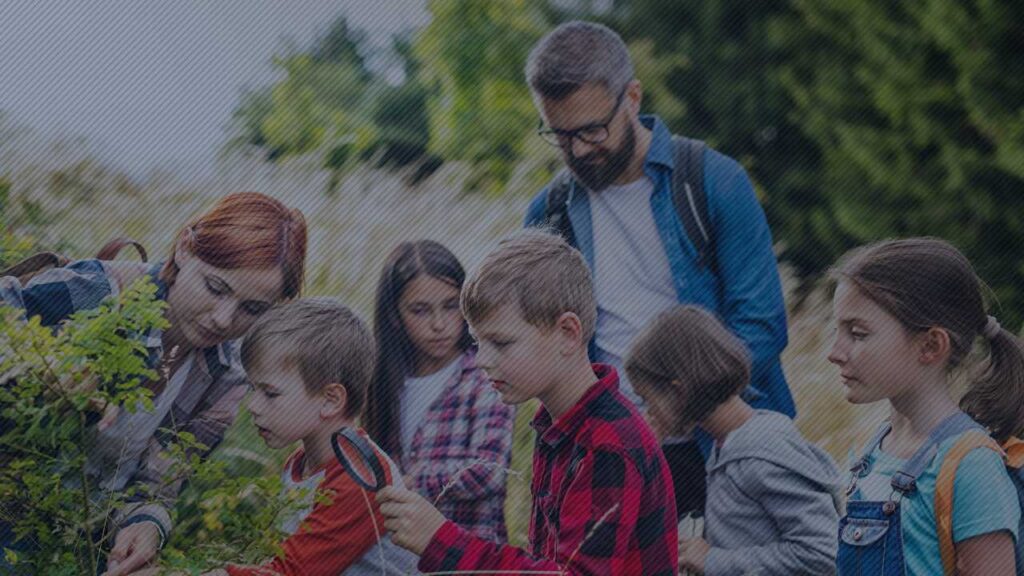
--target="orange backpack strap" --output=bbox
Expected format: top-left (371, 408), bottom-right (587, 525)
top-left (934, 430), bottom-right (1005, 575)
top-left (1001, 436), bottom-right (1024, 469)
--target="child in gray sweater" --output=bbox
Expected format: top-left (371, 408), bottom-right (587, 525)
top-left (626, 305), bottom-right (842, 576)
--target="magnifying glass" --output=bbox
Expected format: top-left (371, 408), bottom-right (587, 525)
top-left (331, 426), bottom-right (388, 492)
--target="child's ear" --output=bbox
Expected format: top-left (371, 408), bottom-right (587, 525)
top-left (554, 312), bottom-right (584, 355)
top-left (320, 383), bottom-right (349, 420)
top-left (917, 327), bottom-right (951, 365)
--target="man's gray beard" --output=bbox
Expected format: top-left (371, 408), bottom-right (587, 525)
top-left (566, 121), bottom-right (636, 191)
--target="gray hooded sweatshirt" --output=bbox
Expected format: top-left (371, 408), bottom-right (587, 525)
top-left (702, 410), bottom-right (842, 576)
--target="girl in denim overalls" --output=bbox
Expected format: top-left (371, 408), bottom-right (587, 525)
top-left (828, 238), bottom-right (1024, 575)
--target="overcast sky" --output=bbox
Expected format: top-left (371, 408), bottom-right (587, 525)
top-left (0, 1), bottom-right (430, 180)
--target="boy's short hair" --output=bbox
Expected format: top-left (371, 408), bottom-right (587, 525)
top-left (625, 305), bottom-right (751, 428)
top-left (241, 297), bottom-right (375, 419)
top-left (461, 228), bottom-right (596, 340)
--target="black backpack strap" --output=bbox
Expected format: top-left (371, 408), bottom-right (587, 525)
top-left (670, 136), bottom-right (712, 270)
top-left (543, 169), bottom-right (578, 248)
top-left (544, 137), bottom-right (709, 260)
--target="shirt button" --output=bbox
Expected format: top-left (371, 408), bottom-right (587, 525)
top-left (852, 528), bottom-right (863, 541)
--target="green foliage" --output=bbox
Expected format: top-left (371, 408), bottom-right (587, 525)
top-left (227, 0), bottom-right (1024, 321)
top-left (228, 16), bottom-right (431, 181)
top-left (0, 278), bottom-right (166, 574)
top-left (0, 230), bottom-right (37, 270)
top-left (0, 277), bottom-right (305, 574)
top-left (366, 81), bottom-right (432, 167)
top-left (780, 0), bottom-right (1024, 326)
top-left (414, 0), bottom-right (550, 193)
top-left (158, 455), bottom-right (308, 572)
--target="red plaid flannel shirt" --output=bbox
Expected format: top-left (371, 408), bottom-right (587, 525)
top-left (418, 364), bottom-right (678, 575)
top-left (402, 349), bottom-right (514, 542)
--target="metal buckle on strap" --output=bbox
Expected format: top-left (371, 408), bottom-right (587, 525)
top-left (890, 471), bottom-right (917, 494)
top-left (846, 459), bottom-right (870, 496)
top-left (881, 489), bottom-right (905, 516)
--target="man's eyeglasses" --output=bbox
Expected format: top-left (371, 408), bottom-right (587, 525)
top-left (537, 86), bottom-right (628, 148)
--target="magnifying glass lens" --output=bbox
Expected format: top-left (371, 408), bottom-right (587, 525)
top-left (331, 427), bottom-right (387, 492)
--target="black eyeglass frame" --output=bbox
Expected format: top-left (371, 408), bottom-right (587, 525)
top-left (536, 85), bottom-right (629, 148)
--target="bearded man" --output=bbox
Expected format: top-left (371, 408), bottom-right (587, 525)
top-left (524, 21), bottom-right (795, 518)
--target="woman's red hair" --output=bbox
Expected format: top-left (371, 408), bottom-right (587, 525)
top-left (160, 192), bottom-right (307, 299)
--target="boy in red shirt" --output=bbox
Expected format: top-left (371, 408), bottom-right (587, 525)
top-left (378, 230), bottom-right (678, 575)
top-left (211, 298), bottom-right (417, 576)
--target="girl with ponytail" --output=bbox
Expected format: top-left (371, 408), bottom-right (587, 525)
top-left (829, 237), bottom-right (1024, 576)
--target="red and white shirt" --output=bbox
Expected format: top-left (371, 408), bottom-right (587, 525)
top-left (226, 430), bottom-right (418, 576)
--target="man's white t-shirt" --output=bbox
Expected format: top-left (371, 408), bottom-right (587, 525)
top-left (588, 177), bottom-right (678, 405)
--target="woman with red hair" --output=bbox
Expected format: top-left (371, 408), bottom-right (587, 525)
top-left (1, 192), bottom-right (307, 575)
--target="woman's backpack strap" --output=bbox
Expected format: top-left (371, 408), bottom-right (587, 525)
top-left (1, 237), bottom-right (146, 288)
top-left (0, 252), bottom-right (70, 285)
top-left (934, 430), bottom-right (1005, 576)
top-left (95, 237), bottom-right (147, 262)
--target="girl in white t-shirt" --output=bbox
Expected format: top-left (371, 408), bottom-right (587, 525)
top-left (364, 240), bottom-right (514, 542)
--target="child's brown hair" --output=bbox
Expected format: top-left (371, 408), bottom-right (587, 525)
top-left (241, 297), bottom-right (375, 419)
top-left (831, 237), bottom-right (1024, 441)
top-left (625, 305), bottom-right (751, 432)
top-left (461, 228), bottom-right (596, 340)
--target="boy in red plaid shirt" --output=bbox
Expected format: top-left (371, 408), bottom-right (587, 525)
top-left (377, 229), bottom-right (678, 575)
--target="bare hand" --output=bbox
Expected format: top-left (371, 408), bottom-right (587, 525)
top-left (101, 522), bottom-right (161, 576)
top-left (376, 485), bottom-right (446, 556)
top-left (679, 537), bottom-right (710, 575)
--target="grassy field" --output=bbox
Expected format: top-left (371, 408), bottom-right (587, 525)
top-left (3, 140), bottom-right (889, 547)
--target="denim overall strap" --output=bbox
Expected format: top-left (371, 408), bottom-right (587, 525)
top-left (891, 411), bottom-right (982, 494)
top-left (839, 421), bottom-right (905, 576)
top-left (837, 414), bottom-right (982, 576)
top-left (847, 422), bottom-right (894, 496)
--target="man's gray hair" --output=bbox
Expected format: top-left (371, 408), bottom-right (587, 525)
top-left (525, 20), bottom-right (634, 100)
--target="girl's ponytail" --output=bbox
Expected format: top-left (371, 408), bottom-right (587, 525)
top-left (832, 238), bottom-right (1024, 441)
top-left (961, 317), bottom-right (1024, 442)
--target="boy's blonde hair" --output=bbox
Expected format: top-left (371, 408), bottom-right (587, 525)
top-left (461, 228), bottom-right (596, 340)
top-left (625, 305), bottom-right (751, 431)
top-left (241, 297), bottom-right (375, 419)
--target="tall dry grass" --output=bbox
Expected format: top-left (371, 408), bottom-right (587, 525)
top-left (2, 132), bottom-right (886, 547)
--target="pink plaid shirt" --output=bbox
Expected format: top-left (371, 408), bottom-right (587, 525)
top-left (401, 349), bottom-right (515, 542)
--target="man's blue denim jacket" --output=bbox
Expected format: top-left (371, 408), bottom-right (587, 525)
top-left (525, 115), bottom-right (795, 418)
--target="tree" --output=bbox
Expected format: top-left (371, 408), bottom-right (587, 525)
top-left (594, 0), bottom-right (826, 276)
top-left (781, 0), bottom-right (1024, 326)
top-left (413, 0), bottom-right (551, 193)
